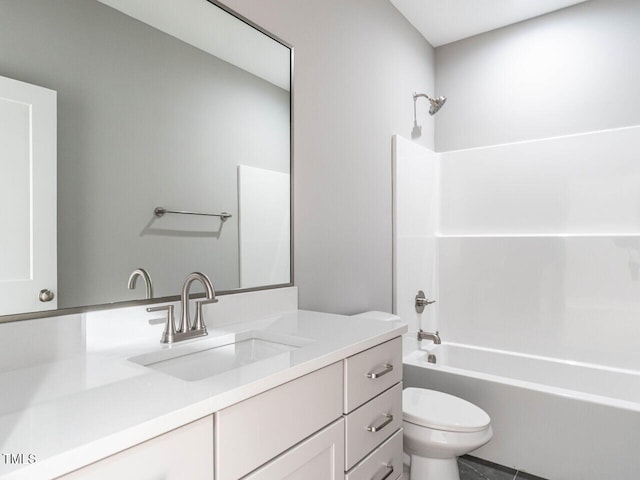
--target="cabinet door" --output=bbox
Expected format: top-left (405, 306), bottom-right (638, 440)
top-left (59, 416), bottom-right (213, 480)
top-left (243, 419), bottom-right (344, 480)
top-left (0, 75), bottom-right (57, 315)
top-left (216, 362), bottom-right (343, 480)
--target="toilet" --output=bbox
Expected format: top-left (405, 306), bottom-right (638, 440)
top-left (403, 387), bottom-right (493, 480)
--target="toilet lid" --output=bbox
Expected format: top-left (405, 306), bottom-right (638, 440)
top-left (403, 388), bottom-right (490, 433)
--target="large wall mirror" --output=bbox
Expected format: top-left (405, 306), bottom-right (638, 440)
top-left (0, 0), bottom-right (292, 320)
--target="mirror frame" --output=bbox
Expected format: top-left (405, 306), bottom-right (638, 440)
top-left (0, 0), bottom-right (294, 324)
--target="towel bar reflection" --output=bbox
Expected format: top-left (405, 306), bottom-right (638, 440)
top-left (154, 207), bottom-right (232, 221)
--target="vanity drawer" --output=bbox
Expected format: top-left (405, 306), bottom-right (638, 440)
top-left (344, 336), bottom-right (402, 413)
top-left (346, 428), bottom-right (403, 480)
top-left (345, 382), bottom-right (403, 469)
top-left (215, 361), bottom-right (343, 480)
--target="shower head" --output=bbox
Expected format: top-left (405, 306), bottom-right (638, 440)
top-left (413, 92), bottom-right (447, 116)
top-left (428, 96), bottom-right (447, 115)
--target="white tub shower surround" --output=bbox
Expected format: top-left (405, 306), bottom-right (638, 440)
top-left (392, 135), bottom-right (438, 337)
top-left (393, 125), bottom-right (640, 479)
top-left (394, 127), bottom-right (640, 366)
top-left (438, 125), bottom-right (640, 369)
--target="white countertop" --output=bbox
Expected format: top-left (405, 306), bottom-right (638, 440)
top-left (0, 309), bottom-right (406, 479)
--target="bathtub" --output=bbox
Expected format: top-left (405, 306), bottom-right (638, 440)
top-left (403, 343), bottom-right (640, 480)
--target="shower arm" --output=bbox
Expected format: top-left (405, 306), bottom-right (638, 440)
top-left (412, 93), bottom-right (428, 125)
top-left (413, 92), bottom-right (433, 102)
top-left (413, 93), bottom-right (433, 122)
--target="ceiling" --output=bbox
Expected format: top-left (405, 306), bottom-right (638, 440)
top-left (389, 0), bottom-right (590, 47)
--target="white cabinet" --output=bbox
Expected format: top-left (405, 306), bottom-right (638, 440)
top-left (344, 337), bottom-right (402, 413)
top-left (222, 336), bottom-right (404, 480)
top-left (56, 335), bottom-right (403, 480)
top-left (216, 362), bottom-right (343, 480)
top-left (343, 337), bottom-right (404, 480)
top-left (243, 419), bottom-right (345, 480)
top-left (59, 416), bottom-right (213, 480)
top-left (345, 430), bottom-right (403, 480)
top-left (345, 383), bottom-right (403, 469)
top-left (0, 75), bottom-right (57, 316)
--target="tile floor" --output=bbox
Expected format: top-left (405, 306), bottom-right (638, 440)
top-left (458, 456), bottom-right (547, 480)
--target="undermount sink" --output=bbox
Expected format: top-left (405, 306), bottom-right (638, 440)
top-left (128, 330), bottom-right (312, 382)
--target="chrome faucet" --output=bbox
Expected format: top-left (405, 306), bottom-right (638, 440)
top-left (128, 268), bottom-right (153, 299)
top-left (180, 272), bottom-right (217, 334)
top-left (417, 330), bottom-right (441, 344)
top-left (147, 272), bottom-right (217, 344)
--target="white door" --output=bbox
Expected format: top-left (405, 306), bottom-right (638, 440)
top-left (243, 419), bottom-right (345, 480)
top-left (0, 75), bottom-right (57, 315)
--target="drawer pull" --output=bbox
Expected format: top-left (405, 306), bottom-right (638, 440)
top-left (367, 363), bottom-right (393, 379)
top-left (367, 413), bottom-right (393, 433)
top-left (371, 464), bottom-right (394, 480)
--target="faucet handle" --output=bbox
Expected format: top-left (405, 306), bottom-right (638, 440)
top-left (147, 305), bottom-right (176, 344)
top-left (197, 298), bottom-right (218, 306)
top-left (415, 290), bottom-right (436, 313)
top-left (147, 304), bottom-right (174, 314)
top-left (192, 298), bottom-right (217, 332)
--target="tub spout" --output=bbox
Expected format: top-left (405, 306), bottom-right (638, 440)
top-left (418, 329), bottom-right (441, 344)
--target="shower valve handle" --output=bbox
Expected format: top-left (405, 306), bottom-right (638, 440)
top-left (415, 290), bottom-right (436, 313)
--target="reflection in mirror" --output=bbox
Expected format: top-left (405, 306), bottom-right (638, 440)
top-left (0, 0), bottom-right (292, 318)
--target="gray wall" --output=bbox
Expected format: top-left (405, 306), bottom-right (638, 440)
top-left (222, 0), bottom-right (436, 314)
top-left (0, 0), bottom-right (289, 308)
top-left (435, 0), bottom-right (640, 151)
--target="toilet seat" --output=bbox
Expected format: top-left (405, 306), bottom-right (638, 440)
top-left (403, 388), bottom-right (490, 433)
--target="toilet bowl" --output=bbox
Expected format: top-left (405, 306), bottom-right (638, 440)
top-left (403, 387), bottom-right (493, 480)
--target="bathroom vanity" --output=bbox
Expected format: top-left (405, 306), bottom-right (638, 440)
top-left (0, 290), bottom-right (406, 480)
